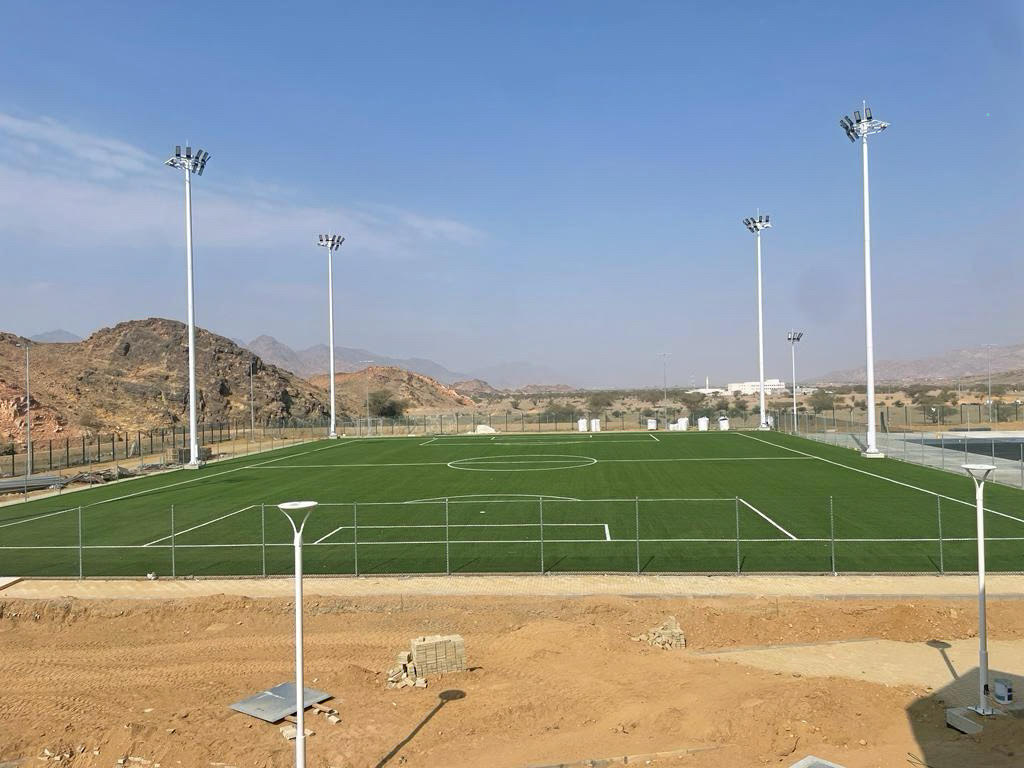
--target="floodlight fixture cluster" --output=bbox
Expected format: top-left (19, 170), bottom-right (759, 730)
top-left (165, 145), bottom-right (211, 175)
top-left (317, 233), bottom-right (345, 251)
top-left (743, 214), bottom-right (771, 233)
top-left (839, 105), bottom-right (889, 142)
top-left (787, 330), bottom-right (804, 343)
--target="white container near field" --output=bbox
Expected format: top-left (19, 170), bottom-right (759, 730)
top-left (577, 418), bottom-right (588, 432)
top-left (678, 417), bottom-right (689, 431)
top-left (697, 417), bottom-right (710, 431)
top-left (647, 418), bottom-right (658, 430)
top-left (718, 416), bottom-right (730, 431)
top-left (590, 418), bottom-right (601, 432)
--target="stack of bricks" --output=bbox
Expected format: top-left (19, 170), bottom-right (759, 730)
top-left (411, 634), bottom-right (466, 676)
top-left (385, 634), bottom-right (466, 689)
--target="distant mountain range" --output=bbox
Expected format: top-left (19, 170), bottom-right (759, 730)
top-left (241, 334), bottom-right (570, 390)
top-left (816, 341), bottom-right (1024, 384)
top-left (30, 329), bottom-right (82, 343)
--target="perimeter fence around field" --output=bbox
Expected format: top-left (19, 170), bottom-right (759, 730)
top-left (4, 496), bottom-right (1021, 578)
top-left (2, 410), bottom-right (777, 480)
top-left (777, 410), bottom-right (1024, 490)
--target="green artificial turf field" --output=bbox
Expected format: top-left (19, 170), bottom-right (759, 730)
top-left (2, 430), bottom-right (1023, 577)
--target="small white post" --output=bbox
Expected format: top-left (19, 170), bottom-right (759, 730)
top-left (278, 501), bottom-right (318, 766)
top-left (963, 464), bottom-right (996, 715)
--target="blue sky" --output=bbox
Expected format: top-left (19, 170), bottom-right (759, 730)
top-left (0, 1), bottom-right (1021, 386)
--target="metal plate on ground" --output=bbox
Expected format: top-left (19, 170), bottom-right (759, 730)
top-left (229, 682), bottom-right (331, 723)
top-left (789, 758), bottom-right (846, 768)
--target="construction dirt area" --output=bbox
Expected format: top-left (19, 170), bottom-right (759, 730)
top-left (2, 575), bottom-right (1024, 768)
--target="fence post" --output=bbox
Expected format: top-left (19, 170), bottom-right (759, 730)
top-left (937, 497), bottom-right (944, 575)
top-left (735, 497), bottom-right (741, 574)
top-left (77, 506), bottom-right (83, 579)
top-left (170, 505), bottom-right (176, 579)
top-left (260, 503), bottom-right (266, 577)
top-left (539, 497), bottom-right (545, 574)
top-left (829, 497), bottom-right (836, 575)
top-left (353, 502), bottom-right (359, 577)
top-left (634, 497), bottom-right (640, 575)
top-left (941, 433), bottom-right (945, 471)
top-left (444, 498), bottom-right (450, 575)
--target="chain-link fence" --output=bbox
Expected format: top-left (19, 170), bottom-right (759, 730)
top-left (3, 495), bottom-right (1018, 578)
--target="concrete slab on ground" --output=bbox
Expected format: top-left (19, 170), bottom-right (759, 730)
top-left (0, 577), bottom-right (22, 591)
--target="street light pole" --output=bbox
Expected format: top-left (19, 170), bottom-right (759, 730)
top-left (658, 352), bottom-right (670, 426)
top-left (16, 341), bottom-right (31, 476)
top-left (787, 331), bottom-right (803, 432)
top-left (316, 234), bottom-right (345, 438)
top-left (278, 500), bottom-right (318, 767)
top-left (165, 145), bottom-right (211, 468)
top-left (840, 105), bottom-right (888, 457)
top-left (743, 214), bottom-right (772, 430)
top-left (962, 464), bottom-right (997, 715)
top-left (984, 343), bottom-right (995, 422)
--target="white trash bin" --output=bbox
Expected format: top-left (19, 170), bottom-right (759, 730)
top-left (697, 417), bottom-right (710, 432)
top-left (590, 418), bottom-right (601, 432)
top-left (647, 418), bottom-right (658, 430)
top-left (578, 418), bottom-right (588, 432)
top-left (718, 416), bottom-right (730, 431)
top-left (678, 417), bottom-right (689, 431)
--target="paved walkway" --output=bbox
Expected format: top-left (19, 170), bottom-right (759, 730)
top-left (2, 573), bottom-right (1024, 600)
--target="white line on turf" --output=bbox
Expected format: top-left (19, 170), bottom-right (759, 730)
top-left (257, 456), bottom-right (811, 470)
top-left (735, 432), bottom-right (1024, 526)
top-left (649, 433), bottom-right (660, 442)
top-left (419, 437), bottom-right (438, 446)
top-left (0, 507), bottom-right (76, 529)
top-left (143, 505), bottom-right (257, 547)
top-left (738, 497), bottom-right (798, 540)
top-left (312, 521), bottom-right (610, 545)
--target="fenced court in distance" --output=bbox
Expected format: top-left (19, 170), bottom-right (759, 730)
top-left (2, 430), bottom-right (1023, 577)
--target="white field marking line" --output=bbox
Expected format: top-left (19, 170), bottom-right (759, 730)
top-left (738, 498), bottom-right (798, 540)
top-left (419, 437), bottom-right (439, 446)
top-left (735, 432), bottom-right (1024, 526)
top-left (423, 439), bottom-right (654, 446)
top-left (599, 456), bottom-right (811, 463)
top-left (143, 505), bottom-right (257, 547)
top-left (650, 433), bottom-right (660, 442)
top-left (0, 507), bottom-right (76, 529)
top-left (402, 493), bottom-right (582, 503)
top-left (0, 440), bottom-right (359, 529)
top-left (312, 521), bottom-right (609, 545)
top-left (257, 461), bottom-right (448, 469)
top-left (259, 456), bottom-right (809, 471)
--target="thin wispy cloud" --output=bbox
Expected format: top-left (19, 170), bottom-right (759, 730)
top-left (0, 111), bottom-right (484, 257)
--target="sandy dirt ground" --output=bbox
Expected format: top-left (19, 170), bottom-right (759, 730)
top-left (2, 578), bottom-right (1024, 768)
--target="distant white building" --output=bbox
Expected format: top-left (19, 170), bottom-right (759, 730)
top-left (688, 376), bottom-right (726, 397)
top-left (727, 378), bottom-right (788, 396)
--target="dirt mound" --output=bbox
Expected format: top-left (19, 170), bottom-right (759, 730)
top-left (309, 365), bottom-right (473, 414)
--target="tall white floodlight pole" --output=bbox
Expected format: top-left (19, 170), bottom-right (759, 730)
top-left (787, 331), bottom-right (803, 432)
top-left (962, 464), bottom-right (997, 715)
top-left (840, 105), bottom-right (888, 457)
top-left (16, 341), bottom-right (32, 476)
top-left (317, 234), bottom-right (345, 438)
top-left (658, 352), bottom-right (671, 426)
top-left (743, 215), bottom-right (772, 429)
top-left (165, 145), bottom-right (211, 468)
top-left (278, 500), bottom-right (318, 767)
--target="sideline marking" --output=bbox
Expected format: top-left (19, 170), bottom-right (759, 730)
top-left (738, 497), bottom-right (797, 540)
top-left (143, 505), bottom-right (256, 547)
top-left (0, 507), bottom-right (76, 530)
top-left (312, 521), bottom-right (610, 545)
top-left (419, 437), bottom-right (438, 446)
top-left (735, 432), bottom-right (1024, 526)
top-left (650, 433), bottom-right (660, 442)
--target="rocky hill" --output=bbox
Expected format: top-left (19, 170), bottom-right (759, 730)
top-left (308, 366), bottom-right (473, 414)
top-left (452, 378), bottom-right (500, 396)
top-left (0, 318), bottom-right (331, 445)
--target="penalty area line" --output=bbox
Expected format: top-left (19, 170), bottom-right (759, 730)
top-left (143, 505), bottom-right (257, 547)
top-left (738, 498), bottom-right (798, 540)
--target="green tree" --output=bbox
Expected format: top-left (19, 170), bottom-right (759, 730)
top-left (807, 390), bottom-right (835, 413)
top-left (586, 392), bottom-right (614, 412)
top-left (368, 390), bottom-right (407, 419)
